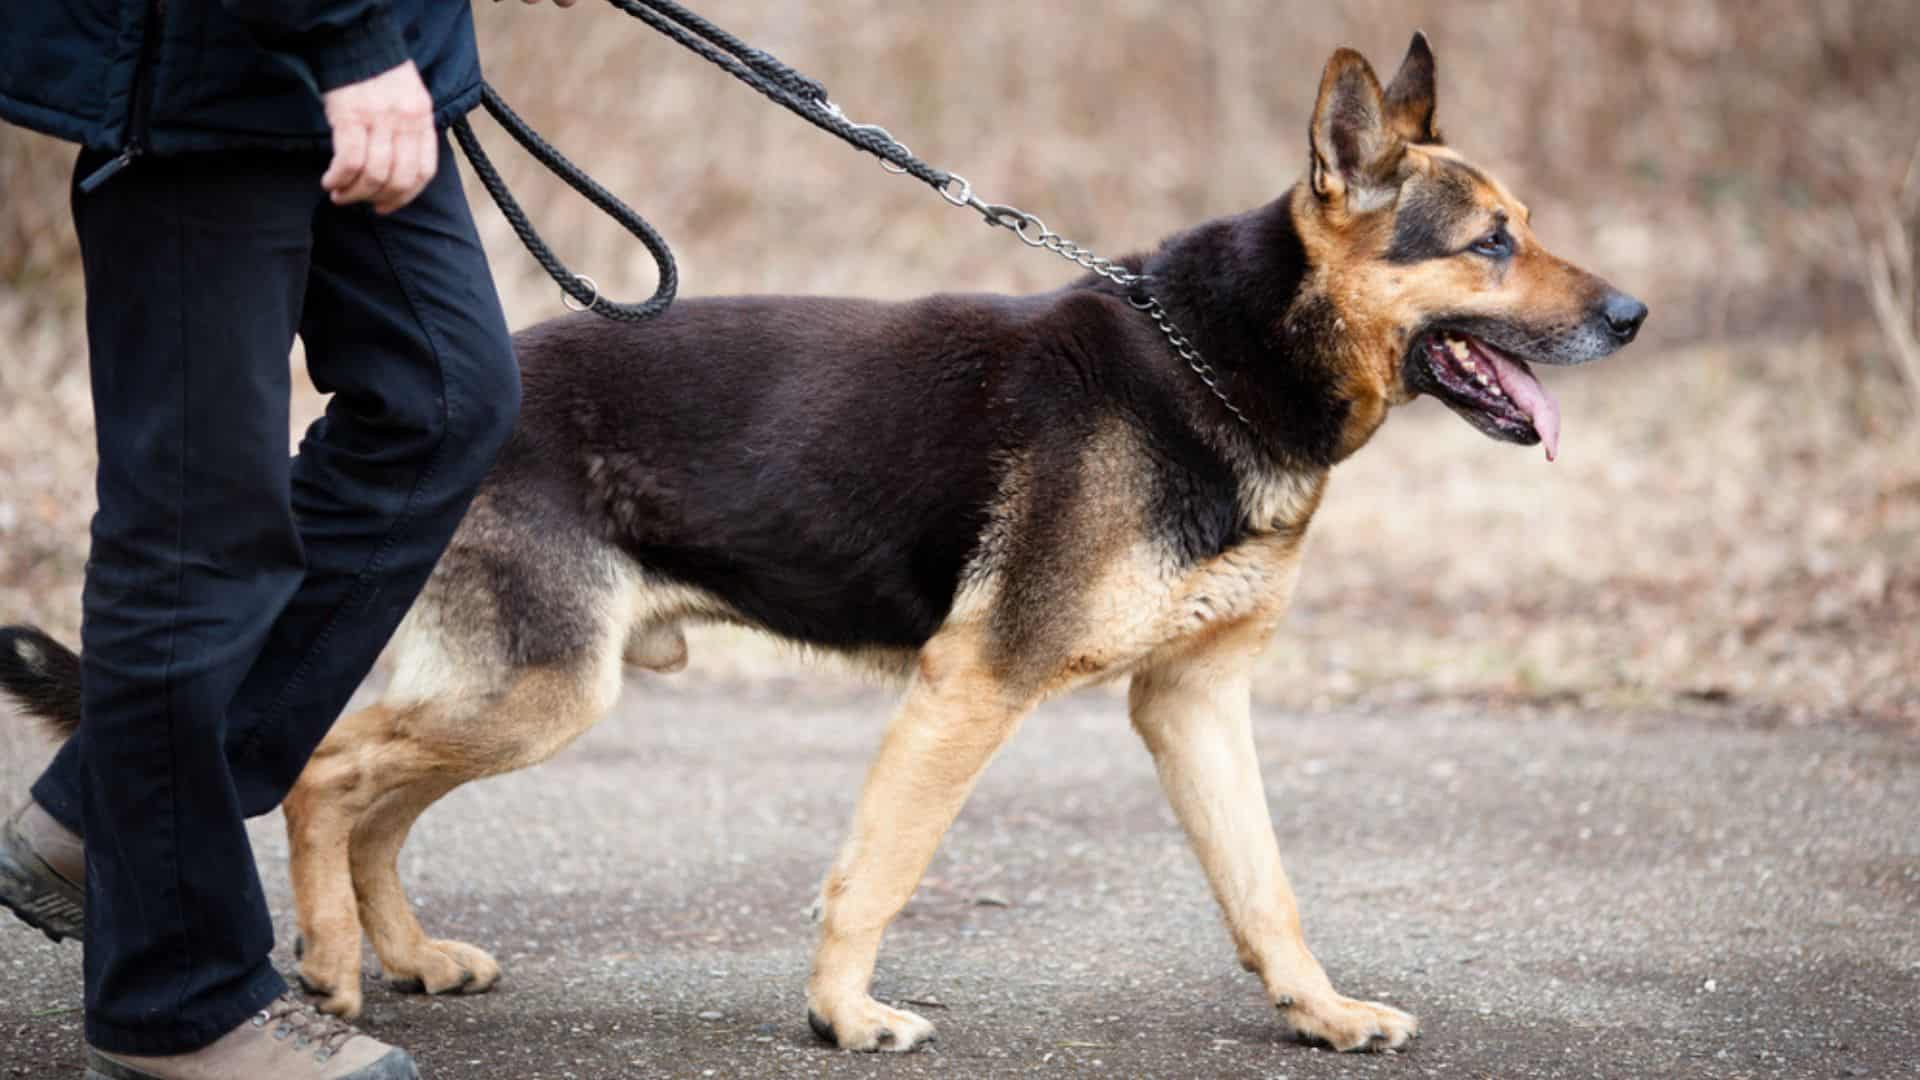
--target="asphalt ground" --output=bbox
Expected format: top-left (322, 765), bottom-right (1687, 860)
top-left (3, 677), bottom-right (1916, 1079)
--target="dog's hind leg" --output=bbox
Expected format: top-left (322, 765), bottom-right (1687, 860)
top-left (1128, 623), bottom-right (1418, 1052)
top-left (348, 774), bottom-right (474, 997)
top-left (284, 701), bottom-right (410, 1019)
top-left (286, 519), bottom-right (638, 1017)
top-left (349, 660), bottom-right (623, 1000)
top-left (805, 630), bottom-right (1033, 1052)
top-left (289, 691), bottom-right (503, 1015)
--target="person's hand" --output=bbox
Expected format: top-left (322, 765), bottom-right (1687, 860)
top-left (321, 61), bottom-right (436, 214)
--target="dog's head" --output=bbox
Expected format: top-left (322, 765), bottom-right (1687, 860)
top-left (1293, 33), bottom-right (1646, 461)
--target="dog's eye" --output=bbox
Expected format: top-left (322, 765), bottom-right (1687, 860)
top-left (1470, 228), bottom-right (1513, 258)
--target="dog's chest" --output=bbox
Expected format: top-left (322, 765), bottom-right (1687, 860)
top-left (1152, 467), bottom-right (1326, 642)
top-left (1045, 528), bottom-right (1309, 693)
top-left (1163, 530), bottom-right (1310, 640)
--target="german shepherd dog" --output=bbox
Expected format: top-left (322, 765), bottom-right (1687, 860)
top-left (2, 34), bottom-right (1644, 1052)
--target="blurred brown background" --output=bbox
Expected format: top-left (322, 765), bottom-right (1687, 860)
top-left (1, 0), bottom-right (1916, 727)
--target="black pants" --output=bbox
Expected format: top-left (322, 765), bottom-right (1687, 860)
top-left (30, 138), bottom-right (520, 1055)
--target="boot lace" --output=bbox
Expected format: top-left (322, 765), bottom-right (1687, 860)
top-left (251, 991), bottom-right (361, 1062)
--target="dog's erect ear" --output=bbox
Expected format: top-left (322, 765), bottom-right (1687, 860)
top-left (1309, 48), bottom-right (1401, 209)
top-left (1383, 31), bottom-right (1440, 145)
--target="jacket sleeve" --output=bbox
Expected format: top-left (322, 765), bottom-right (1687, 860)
top-left (219, 1), bottom-right (410, 95)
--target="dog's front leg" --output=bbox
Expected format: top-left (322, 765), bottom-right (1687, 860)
top-left (808, 635), bottom-right (1029, 1052)
top-left (1128, 628), bottom-right (1418, 1052)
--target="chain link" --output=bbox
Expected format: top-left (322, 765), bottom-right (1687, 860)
top-left (958, 194), bottom-right (1146, 288)
top-left (972, 191), bottom-right (1253, 430)
top-left (823, 97), bottom-right (1249, 430)
top-left (969, 189), bottom-right (1251, 431)
top-left (1129, 295), bottom-right (1253, 429)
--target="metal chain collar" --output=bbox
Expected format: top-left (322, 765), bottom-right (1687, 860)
top-left (822, 102), bottom-right (1254, 431)
top-left (1127, 295), bottom-right (1254, 429)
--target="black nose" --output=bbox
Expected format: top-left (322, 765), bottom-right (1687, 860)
top-left (1601, 292), bottom-right (1648, 344)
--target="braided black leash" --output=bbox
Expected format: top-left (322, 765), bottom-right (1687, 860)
top-left (599, 0), bottom-right (954, 191)
top-left (455, 0), bottom-right (1245, 444)
top-left (453, 0), bottom-right (955, 321)
top-left (451, 86), bottom-right (676, 321)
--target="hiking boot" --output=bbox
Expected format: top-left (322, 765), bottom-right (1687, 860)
top-left (0, 798), bottom-right (84, 941)
top-left (84, 991), bottom-right (419, 1079)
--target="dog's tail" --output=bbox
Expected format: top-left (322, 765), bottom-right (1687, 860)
top-left (0, 625), bottom-right (82, 741)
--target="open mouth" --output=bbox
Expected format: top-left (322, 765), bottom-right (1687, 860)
top-left (1416, 331), bottom-right (1562, 461)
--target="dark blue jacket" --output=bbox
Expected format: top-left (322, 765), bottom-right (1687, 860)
top-left (0, 1), bottom-right (482, 163)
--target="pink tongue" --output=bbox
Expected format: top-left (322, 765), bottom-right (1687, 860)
top-left (1484, 347), bottom-right (1561, 461)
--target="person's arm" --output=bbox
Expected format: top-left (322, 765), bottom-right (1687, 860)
top-left (219, 2), bottom-right (410, 97)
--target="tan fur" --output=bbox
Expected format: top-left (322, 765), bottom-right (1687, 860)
top-left (806, 623), bottom-right (1030, 1050)
top-left (1294, 142), bottom-right (1611, 458)
top-left (290, 648), bottom-right (626, 1017)
top-left (1128, 612), bottom-right (1414, 1051)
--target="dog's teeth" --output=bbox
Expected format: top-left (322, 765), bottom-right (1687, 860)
top-left (1475, 371), bottom-right (1491, 385)
top-left (1461, 358), bottom-right (1478, 372)
top-left (1448, 339), bottom-right (1470, 361)
top-left (1490, 384), bottom-right (1505, 397)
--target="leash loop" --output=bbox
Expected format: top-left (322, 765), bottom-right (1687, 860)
top-left (452, 84), bottom-right (677, 322)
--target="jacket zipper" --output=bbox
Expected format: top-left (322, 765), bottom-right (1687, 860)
top-left (79, 0), bottom-right (166, 193)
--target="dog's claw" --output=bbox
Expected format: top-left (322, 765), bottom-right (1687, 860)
top-left (807, 1010), bottom-right (836, 1045)
top-left (382, 938), bottom-right (500, 997)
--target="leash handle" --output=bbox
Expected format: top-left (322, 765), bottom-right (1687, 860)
top-left (452, 84), bottom-right (678, 323)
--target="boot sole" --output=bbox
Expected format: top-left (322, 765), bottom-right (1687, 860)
top-left (83, 1050), bottom-right (142, 1080)
top-left (85, 1049), bottom-right (162, 1080)
top-left (90, 1045), bottom-right (420, 1079)
top-left (0, 838), bottom-right (83, 942)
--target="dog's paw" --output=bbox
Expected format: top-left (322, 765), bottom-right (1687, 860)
top-left (300, 978), bottom-right (365, 1021)
top-left (1276, 991), bottom-right (1418, 1052)
top-left (295, 964), bottom-right (365, 1020)
top-left (292, 933), bottom-right (366, 1019)
top-left (383, 938), bottom-right (501, 997)
top-left (805, 996), bottom-right (936, 1052)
